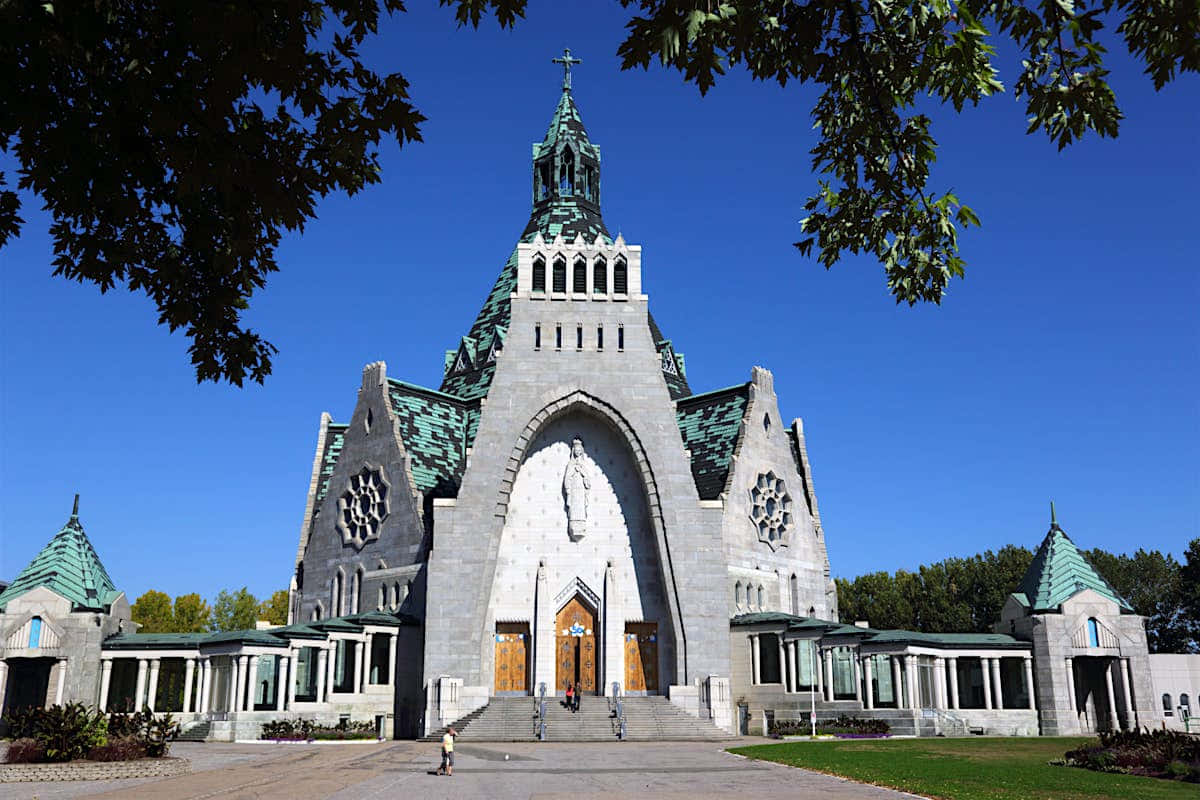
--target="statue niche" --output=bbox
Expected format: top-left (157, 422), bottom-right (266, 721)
top-left (562, 436), bottom-right (590, 541)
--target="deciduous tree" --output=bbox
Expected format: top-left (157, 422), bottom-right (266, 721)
top-left (211, 587), bottom-right (260, 632)
top-left (172, 593), bottom-right (212, 633)
top-left (259, 590), bottom-right (290, 627)
top-left (130, 589), bottom-right (173, 633)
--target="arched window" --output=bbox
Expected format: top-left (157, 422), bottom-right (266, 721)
top-left (593, 257), bottom-right (607, 294)
top-left (392, 581), bottom-right (401, 610)
top-left (613, 257), bottom-right (628, 295)
top-left (1181, 694), bottom-right (1191, 716)
top-left (559, 147), bottom-right (575, 195)
top-left (378, 585), bottom-right (386, 611)
top-left (531, 255), bottom-right (546, 293)
top-left (758, 585), bottom-right (766, 610)
top-left (552, 256), bottom-right (567, 293)
top-left (790, 574), bottom-right (799, 615)
top-left (808, 606), bottom-right (816, 617)
top-left (573, 256), bottom-right (587, 293)
top-left (332, 572), bottom-right (343, 617)
top-left (734, 581), bottom-right (743, 608)
top-left (537, 161), bottom-right (552, 200)
top-left (312, 603), bottom-right (323, 622)
top-left (28, 616), bottom-right (42, 648)
top-left (1087, 618), bottom-right (1100, 648)
top-left (1162, 693), bottom-right (1173, 716)
top-left (583, 165), bottom-right (597, 201)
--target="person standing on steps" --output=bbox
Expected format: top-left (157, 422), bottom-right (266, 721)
top-left (436, 726), bottom-right (456, 776)
top-left (573, 682), bottom-right (582, 713)
top-left (565, 682), bottom-right (574, 711)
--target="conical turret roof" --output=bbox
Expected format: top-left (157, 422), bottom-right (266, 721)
top-left (1014, 504), bottom-right (1132, 613)
top-left (0, 496), bottom-right (120, 612)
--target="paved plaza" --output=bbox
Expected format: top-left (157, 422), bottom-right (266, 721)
top-left (4, 740), bottom-right (918, 799)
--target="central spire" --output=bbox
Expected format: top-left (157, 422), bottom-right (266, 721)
top-left (522, 49), bottom-right (609, 243)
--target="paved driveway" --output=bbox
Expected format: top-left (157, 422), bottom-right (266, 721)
top-left (5, 739), bottom-right (919, 799)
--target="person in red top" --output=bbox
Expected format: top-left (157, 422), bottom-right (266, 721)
top-left (564, 682), bottom-right (574, 711)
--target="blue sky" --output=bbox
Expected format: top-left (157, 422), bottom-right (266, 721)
top-left (2, 3), bottom-right (1197, 606)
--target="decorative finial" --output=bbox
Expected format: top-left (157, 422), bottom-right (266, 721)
top-left (72, 493), bottom-right (80, 519)
top-left (552, 48), bottom-right (582, 91)
top-left (1050, 500), bottom-right (1057, 528)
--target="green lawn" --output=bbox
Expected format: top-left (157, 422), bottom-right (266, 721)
top-left (728, 736), bottom-right (1197, 800)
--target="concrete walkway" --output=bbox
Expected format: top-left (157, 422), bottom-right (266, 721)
top-left (4, 740), bottom-right (920, 799)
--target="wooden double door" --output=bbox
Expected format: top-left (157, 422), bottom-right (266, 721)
top-left (494, 622), bottom-right (530, 694)
top-left (624, 622), bottom-right (659, 693)
top-left (556, 596), bottom-right (597, 694)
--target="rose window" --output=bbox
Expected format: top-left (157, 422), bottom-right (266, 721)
top-left (337, 466), bottom-right (389, 550)
top-left (750, 471), bottom-right (793, 549)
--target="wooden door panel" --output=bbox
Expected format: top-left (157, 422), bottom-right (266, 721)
top-left (494, 623), bottom-right (529, 693)
top-left (625, 623), bottom-right (658, 693)
top-left (555, 595), bottom-right (597, 693)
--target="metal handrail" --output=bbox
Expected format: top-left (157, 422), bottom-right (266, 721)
top-left (537, 682), bottom-right (547, 741)
top-left (611, 682), bottom-right (626, 740)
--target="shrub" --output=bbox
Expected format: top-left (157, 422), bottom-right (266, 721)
top-left (3, 738), bottom-right (46, 764)
top-left (35, 703), bottom-right (108, 763)
top-left (769, 715), bottom-right (890, 736)
top-left (1060, 728), bottom-right (1199, 782)
top-left (1, 706), bottom-right (46, 740)
top-left (88, 735), bottom-right (147, 762)
top-left (106, 709), bottom-right (177, 758)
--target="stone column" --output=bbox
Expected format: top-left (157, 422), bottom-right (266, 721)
top-left (183, 658), bottom-right (196, 713)
top-left (286, 651), bottom-right (299, 708)
top-left (276, 656), bottom-right (289, 711)
top-left (1065, 657), bottom-right (1077, 713)
top-left (786, 641), bottom-right (796, 692)
top-left (199, 659), bottom-right (212, 714)
top-left (0, 661), bottom-right (8, 712)
top-left (823, 648), bottom-right (834, 701)
top-left (1120, 658), bottom-right (1137, 729)
top-left (316, 648), bottom-right (329, 702)
top-left (387, 634), bottom-right (398, 686)
top-left (98, 659), bottom-right (113, 712)
top-left (750, 634), bottom-right (761, 685)
top-left (991, 658), bottom-right (1004, 710)
top-left (982, 659), bottom-right (993, 710)
top-left (904, 655), bottom-right (918, 709)
top-left (852, 651), bottom-right (862, 702)
top-left (815, 646), bottom-right (825, 696)
top-left (228, 656), bottom-right (241, 713)
top-left (247, 655), bottom-right (260, 710)
top-left (1104, 659), bottom-right (1119, 730)
top-left (934, 657), bottom-right (946, 709)
top-left (863, 655), bottom-right (874, 709)
top-left (134, 659), bottom-right (148, 712)
top-left (357, 638), bottom-right (367, 693)
top-left (891, 656), bottom-right (904, 709)
top-left (326, 644), bottom-right (339, 697)
top-left (778, 637), bottom-right (788, 689)
top-left (948, 657), bottom-right (960, 710)
top-left (54, 659), bottom-right (67, 705)
top-left (237, 655), bottom-right (250, 711)
top-left (1023, 657), bottom-right (1036, 711)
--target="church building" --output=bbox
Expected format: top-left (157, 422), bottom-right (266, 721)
top-left (1, 56), bottom-right (1184, 742)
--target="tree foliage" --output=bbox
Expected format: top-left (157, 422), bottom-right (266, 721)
top-left (259, 589), bottom-right (290, 626)
top-left (130, 589), bottom-right (174, 634)
top-left (211, 587), bottom-right (261, 632)
top-left (2, 1), bottom-right (1195, 383)
top-left (172, 593), bottom-right (212, 633)
top-left (838, 540), bottom-right (1200, 653)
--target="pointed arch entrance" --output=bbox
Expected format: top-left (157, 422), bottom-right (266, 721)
top-left (556, 594), bottom-right (598, 694)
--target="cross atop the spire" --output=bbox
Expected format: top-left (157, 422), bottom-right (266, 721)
top-left (552, 48), bottom-right (582, 91)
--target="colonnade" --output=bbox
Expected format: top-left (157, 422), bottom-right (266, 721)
top-left (1063, 655), bottom-right (1139, 730)
top-left (98, 630), bottom-right (399, 715)
top-left (747, 633), bottom-right (1038, 712)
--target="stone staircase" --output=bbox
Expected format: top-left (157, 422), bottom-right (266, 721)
top-left (426, 695), bottom-right (730, 742)
top-left (175, 721), bottom-right (211, 742)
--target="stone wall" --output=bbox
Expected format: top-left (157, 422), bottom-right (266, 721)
top-left (0, 757), bottom-right (189, 783)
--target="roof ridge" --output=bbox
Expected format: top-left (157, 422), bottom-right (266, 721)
top-left (675, 382), bottom-right (751, 406)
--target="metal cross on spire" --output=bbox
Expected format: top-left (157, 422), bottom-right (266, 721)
top-left (552, 48), bottom-right (582, 91)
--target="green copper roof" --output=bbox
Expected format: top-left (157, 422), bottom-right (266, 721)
top-left (0, 499), bottom-right (120, 612)
top-left (387, 379), bottom-right (475, 498)
top-left (1015, 511), bottom-right (1132, 613)
top-left (312, 423), bottom-right (347, 512)
top-left (863, 630), bottom-right (1030, 649)
top-left (676, 384), bottom-right (750, 499)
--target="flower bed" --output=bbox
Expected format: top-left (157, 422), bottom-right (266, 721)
top-left (2, 705), bottom-right (177, 765)
top-left (1053, 728), bottom-right (1199, 783)
top-left (770, 714), bottom-right (890, 737)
